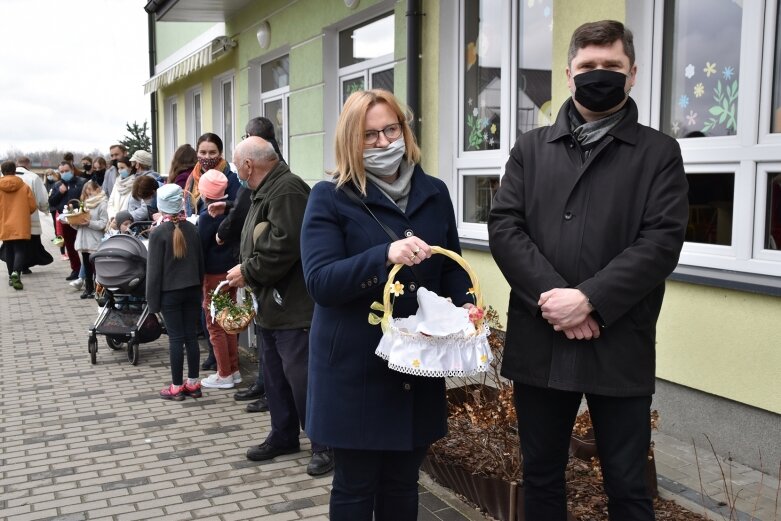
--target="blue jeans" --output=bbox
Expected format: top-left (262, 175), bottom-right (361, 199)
top-left (514, 382), bottom-right (654, 521)
top-left (330, 446), bottom-right (428, 521)
top-left (259, 327), bottom-right (323, 452)
top-left (161, 286), bottom-right (202, 385)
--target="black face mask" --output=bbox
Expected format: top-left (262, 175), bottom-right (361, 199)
top-left (111, 159), bottom-right (118, 168)
top-left (573, 69), bottom-right (629, 113)
top-left (82, 163), bottom-right (92, 171)
top-left (94, 168), bottom-right (106, 176)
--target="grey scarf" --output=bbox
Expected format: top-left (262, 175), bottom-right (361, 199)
top-left (569, 107), bottom-right (626, 148)
top-left (366, 161), bottom-right (415, 212)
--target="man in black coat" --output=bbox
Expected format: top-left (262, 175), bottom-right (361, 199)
top-left (488, 20), bottom-right (688, 521)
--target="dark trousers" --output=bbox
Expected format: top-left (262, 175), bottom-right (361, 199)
top-left (514, 382), bottom-right (654, 521)
top-left (259, 327), bottom-right (324, 452)
top-left (4, 240), bottom-right (27, 275)
top-left (330, 446), bottom-right (428, 521)
top-left (61, 224), bottom-right (80, 272)
top-left (253, 323), bottom-right (265, 388)
top-left (81, 252), bottom-right (94, 293)
top-left (161, 286), bottom-right (202, 385)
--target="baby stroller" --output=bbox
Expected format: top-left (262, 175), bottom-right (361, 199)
top-left (87, 225), bottom-right (164, 365)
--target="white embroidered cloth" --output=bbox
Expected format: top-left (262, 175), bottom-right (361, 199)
top-left (376, 287), bottom-right (492, 377)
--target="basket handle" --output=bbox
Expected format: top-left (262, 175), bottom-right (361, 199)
top-left (209, 280), bottom-right (232, 323)
top-left (379, 246), bottom-right (484, 331)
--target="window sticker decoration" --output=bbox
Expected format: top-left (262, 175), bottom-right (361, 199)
top-left (662, 0), bottom-right (742, 138)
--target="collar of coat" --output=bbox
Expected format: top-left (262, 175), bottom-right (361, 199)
top-left (548, 97), bottom-right (639, 146)
top-left (357, 163), bottom-right (439, 216)
top-left (251, 160), bottom-right (292, 200)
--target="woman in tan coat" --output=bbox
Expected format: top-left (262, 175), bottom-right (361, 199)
top-left (0, 161), bottom-right (36, 290)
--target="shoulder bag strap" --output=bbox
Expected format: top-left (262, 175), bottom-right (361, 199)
top-left (339, 183), bottom-right (423, 283)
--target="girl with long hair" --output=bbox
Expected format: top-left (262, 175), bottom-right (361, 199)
top-left (167, 144), bottom-right (198, 188)
top-left (146, 184), bottom-right (205, 401)
top-left (72, 181), bottom-right (108, 298)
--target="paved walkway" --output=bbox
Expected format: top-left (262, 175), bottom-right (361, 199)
top-left (0, 220), bottom-right (778, 520)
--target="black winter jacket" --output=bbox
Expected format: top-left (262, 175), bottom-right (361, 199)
top-left (488, 98), bottom-right (688, 396)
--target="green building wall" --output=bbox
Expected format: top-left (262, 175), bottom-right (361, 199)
top-left (152, 0), bottom-right (780, 416)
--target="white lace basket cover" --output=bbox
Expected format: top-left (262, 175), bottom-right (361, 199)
top-left (372, 246), bottom-right (492, 377)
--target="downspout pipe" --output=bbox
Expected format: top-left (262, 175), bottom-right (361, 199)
top-left (406, 0), bottom-right (423, 141)
top-left (147, 11), bottom-right (159, 169)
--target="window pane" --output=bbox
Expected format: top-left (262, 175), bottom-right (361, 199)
top-left (171, 102), bottom-right (178, 148)
top-left (339, 14), bottom-right (394, 67)
top-left (463, 175), bottom-right (500, 224)
top-left (371, 68), bottom-right (394, 93)
top-left (261, 55), bottom-right (289, 92)
top-left (194, 93), bottom-right (201, 139)
top-left (661, 0), bottom-right (742, 138)
top-left (517, 0), bottom-right (553, 137)
top-left (772, 7), bottom-right (781, 133)
top-left (263, 99), bottom-right (285, 157)
top-left (342, 76), bottom-right (365, 104)
top-left (685, 173), bottom-right (734, 245)
top-left (766, 174), bottom-right (781, 249)
top-left (463, 0), bottom-right (501, 151)
top-left (223, 81), bottom-right (233, 158)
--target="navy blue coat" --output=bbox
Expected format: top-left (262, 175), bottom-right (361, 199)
top-left (301, 165), bottom-right (470, 451)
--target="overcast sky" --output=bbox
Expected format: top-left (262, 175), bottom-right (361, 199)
top-left (0, 0), bottom-right (150, 156)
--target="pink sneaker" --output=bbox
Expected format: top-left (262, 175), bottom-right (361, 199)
top-left (182, 380), bottom-right (202, 398)
top-left (160, 384), bottom-right (185, 401)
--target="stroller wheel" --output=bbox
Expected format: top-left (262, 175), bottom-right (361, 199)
top-left (106, 336), bottom-right (125, 350)
top-left (127, 340), bottom-right (139, 365)
top-left (88, 336), bottom-right (98, 365)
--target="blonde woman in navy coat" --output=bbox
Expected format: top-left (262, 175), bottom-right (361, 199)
top-left (301, 89), bottom-right (471, 521)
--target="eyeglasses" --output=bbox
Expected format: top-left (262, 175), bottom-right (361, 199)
top-left (363, 123), bottom-right (402, 145)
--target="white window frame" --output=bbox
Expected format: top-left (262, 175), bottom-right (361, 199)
top-left (164, 96), bottom-right (178, 167)
top-left (663, 0), bottom-right (781, 276)
top-left (458, 169), bottom-right (502, 238)
top-left (186, 85), bottom-right (203, 144)
top-left (213, 72), bottom-right (236, 161)
top-left (260, 87), bottom-right (290, 161)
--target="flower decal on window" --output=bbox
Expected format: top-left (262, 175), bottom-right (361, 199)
top-left (703, 62), bottom-right (717, 78)
top-left (694, 83), bottom-right (705, 98)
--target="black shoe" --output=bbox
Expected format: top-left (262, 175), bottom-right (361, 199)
top-left (246, 397), bottom-right (269, 413)
top-left (21, 268), bottom-right (32, 275)
top-left (234, 382), bottom-right (265, 401)
top-left (65, 271), bottom-right (79, 281)
top-left (80, 291), bottom-right (95, 299)
top-left (307, 450), bottom-right (334, 476)
top-left (246, 441), bottom-right (300, 461)
top-left (201, 357), bottom-right (217, 371)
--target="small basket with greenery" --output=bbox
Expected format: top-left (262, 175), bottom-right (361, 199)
top-left (209, 281), bottom-right (255, 335)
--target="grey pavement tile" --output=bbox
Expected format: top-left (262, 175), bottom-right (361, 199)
top-left (101, 477), bottom-right (151, 491)
top-left (180, 486), bottom-right (230, 502)
top-left (266, 498), bottom-right (316, 514)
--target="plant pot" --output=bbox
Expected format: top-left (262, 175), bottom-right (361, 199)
top-left (422, 457), bottom-right (577, 521)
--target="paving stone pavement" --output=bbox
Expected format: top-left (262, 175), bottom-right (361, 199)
top-left (2, 221), bottom-right (778, 521)
top-left (0, 223), bottom-right (476, 521)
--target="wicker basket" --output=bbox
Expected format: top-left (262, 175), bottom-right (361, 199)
top-left (373, 246), bottom-right (492, 377)
top-left (63, 199), bottom-right (90, 225)
top-left (210, 281), bottom-right (255, 335)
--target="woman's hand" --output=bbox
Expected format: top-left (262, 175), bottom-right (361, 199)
top-left (387, 237), bottom-right (431, 267)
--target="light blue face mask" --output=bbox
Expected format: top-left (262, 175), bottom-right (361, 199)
top-left (119, 169), bottom-right (130, 179)
top-left (363, 139), bottom-right (406, 177)
top-left (61, 172), bottom-right (73, 182)
top-left (238, 175), bottom-right (250, 189)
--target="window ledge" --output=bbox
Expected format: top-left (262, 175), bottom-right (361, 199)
top-left (669, 265), bottom-right (781, 297)
top-left (459, 238), bottom-right (491, 252)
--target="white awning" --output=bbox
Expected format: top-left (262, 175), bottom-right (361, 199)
top-left (143, 36), bottom-right (234, 95)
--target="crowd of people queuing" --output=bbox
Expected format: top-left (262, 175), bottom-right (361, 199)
top-left (0, 20), bottom-right (689, 521)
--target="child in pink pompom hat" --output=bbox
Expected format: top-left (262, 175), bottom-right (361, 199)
top-left (197, 169), bottom-right (240, 389)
